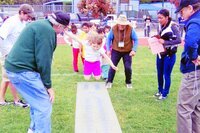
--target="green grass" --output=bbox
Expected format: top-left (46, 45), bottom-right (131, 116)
top-left (0, 45), bottom-right (183, 133)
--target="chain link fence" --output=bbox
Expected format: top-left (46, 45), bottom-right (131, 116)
top-left (0, 4), bottom-right (177, 35)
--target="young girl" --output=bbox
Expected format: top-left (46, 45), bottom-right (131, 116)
top-left (65, 31), bottom-right (117, 80)
top-left (68, 24), bottom-right (82, 72)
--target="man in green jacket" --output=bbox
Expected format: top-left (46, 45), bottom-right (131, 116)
top-left (5, 11), bottom-right (70, 133)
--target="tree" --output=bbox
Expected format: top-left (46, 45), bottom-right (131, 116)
top-left (0, 0), bottom-right (50, 5)
top-left (0, 0), bottom-right (14, 5)
top-left (77, 0), bottom-right (115, 18)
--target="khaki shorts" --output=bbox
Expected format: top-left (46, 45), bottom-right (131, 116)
top-left (0, 56), bottom-right (9, 82)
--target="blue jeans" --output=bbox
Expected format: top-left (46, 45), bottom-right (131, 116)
top-left (107, 49), bottom-right (132, 84)
top-left (6, 71), bottom-right (52, 133)
top-left (156, 54), bottom-right (176, 97)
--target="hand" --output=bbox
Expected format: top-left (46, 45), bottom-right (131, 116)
top-left (192, 56), bottom-right (200, 66)
top-left (106, 51), bottom-right (111, 57)
top-left (112, 66), bottom-right (118, 71)
top-left (129, 50), bottom-right (136, 56)
top-left (47, 88), bottom-right (55, 103)
top-left (152, 35), bottom-right (160, 39)
top-left (158, 39), bottom-right (164, 44)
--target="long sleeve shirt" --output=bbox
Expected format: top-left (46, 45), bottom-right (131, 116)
top-left (5, 20), bottom-right (56, 89)
top-left (180, 10), bottom-right (200, 73)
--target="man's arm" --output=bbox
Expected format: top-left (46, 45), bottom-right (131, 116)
top-left (131, 29), bottom-right (139, 52)
top-left (106, 30), bottom-right (114, 52)
top-left (185, 23), bottom-right (200, 61)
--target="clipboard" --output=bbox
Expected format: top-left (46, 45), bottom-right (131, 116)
top-left (148, 37), bottom-right (165, 58)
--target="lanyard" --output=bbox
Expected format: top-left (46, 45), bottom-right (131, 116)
top-left (118, 29), bottom-right (126, 42)
top-left (193, 64), bottom-right (199, 95)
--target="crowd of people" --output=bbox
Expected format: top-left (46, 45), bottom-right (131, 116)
top-left (0, 0), bottom-right (200, 132)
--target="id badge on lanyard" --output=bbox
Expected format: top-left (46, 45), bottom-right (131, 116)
top-left (118, 41), bottom-right (124, 47)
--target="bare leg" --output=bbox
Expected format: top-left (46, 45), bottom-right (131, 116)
top-left (84, 75), bottom-right (91, 80)
top-left (94, 75), bottom-right (101, 80)
top-left (0, 80), bottom-right (9, 102)
top-left (9, 82), bottom-right (19, 102)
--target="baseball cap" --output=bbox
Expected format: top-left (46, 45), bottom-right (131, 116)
top-left (54, 11), bottom-right (70, 26)
top-left (175, 0), bottom-right (200, 13)
top-left (19, 4), bottom-right (35, 18)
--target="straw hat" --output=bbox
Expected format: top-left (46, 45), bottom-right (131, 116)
top-left (115, 14), bottom-right (130, 25)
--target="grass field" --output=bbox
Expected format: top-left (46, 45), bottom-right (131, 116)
top-left (0, 45), bottom-right (183, 133)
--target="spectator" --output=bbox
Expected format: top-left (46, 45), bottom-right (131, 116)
top-left (154, 9), bottom-right (181, 100)
top-left (0, 4), bottom-right (35, 107)
top-left (4, 11), bottom-right (70, 133)
top-left (178, 16), bottom-right (186, 37)
top-left (70, 23), bottom-right (82, 72)
top-left (79, 22), bottom-right (90, 63)
top-left (97, 28), bottom-right (109, 80)
top-left (144, 16), bottom-right (151, 37)
top-left (104, 25), bottom-right (111, 37)
top-left (175, 0), bottom-right (200, 132)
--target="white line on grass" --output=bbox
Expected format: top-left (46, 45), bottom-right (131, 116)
top-left (51, 72), bottom-right (181, 77)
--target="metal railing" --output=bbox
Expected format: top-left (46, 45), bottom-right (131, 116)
top-left (0, 4), bottom-right (176, 21)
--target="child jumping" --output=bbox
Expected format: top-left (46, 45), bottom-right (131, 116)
top-left (65, 31), bottom-right (117, 80)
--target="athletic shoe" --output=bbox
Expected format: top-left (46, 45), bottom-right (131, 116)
top-left (14, 100), bottom-right (29, 108)
top-left (158, 95), bottom-right (167, 100)
top-left (105, 82), bottom-right (112, 89)
top-left (0, 101), bottom-right (11, 106)
top-left (27, 128), bottom-right (34, 133)
top-left (154, 92), bottom-right (161, 97)
top-left (126, 84), bottom-right (132, 89)
top-left (74, 70), bottom-right (79, 73)
top-left (103, 78), bottom-right (107, 81)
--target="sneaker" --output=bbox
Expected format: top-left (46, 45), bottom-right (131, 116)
top-left (158, 95), bottom-right (167, 100)
top-left (74, 70), bottom-right (79, 73)
top-left (126, 84), bottom-right (132, 89)
top-left (105, 82), bottom-right (112, 89)
top-left (103, 78), bottom-right (107, 81)
top-left (27, 128), bottom-right (34, 133)
top-left (0, 101), bottom-right (11, 106)
top-left (14, 100), bottom-right (29, 108)
top-left (154, 92), bottom-right (161, 97)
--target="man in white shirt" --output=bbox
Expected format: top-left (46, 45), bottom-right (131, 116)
top-left (0, 4), bottom-right (35, 107)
